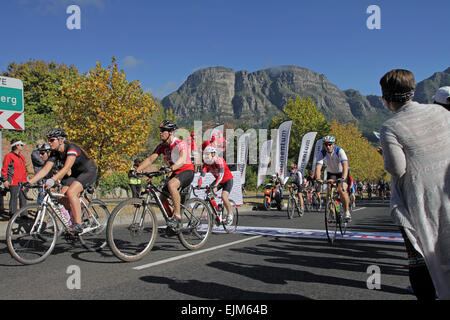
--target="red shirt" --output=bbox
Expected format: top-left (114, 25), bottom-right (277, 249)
top-left (153, 137), bottom-right (194, 174)
top-left (199, 156), bottom-right (233, 186)
top-left (1, 152), bottom-right (28, 186)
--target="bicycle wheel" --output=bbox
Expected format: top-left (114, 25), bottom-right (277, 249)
top-left (107, 198), bottom-right (158, 262)
top-left (222, 200), bottom-right (239, 233)
top-left (6, 204), bottom-right (58, 265)
top-left (287, 196), bottom-right (295, 219)
top-left (178, 198), bottom-right (212, 250)
top-left (79, 199), bottom-right (111, 252)
top-left (312, 194), bottom-right (320, 212)
top-left (338, 202), bottom-right (348, 236)
top-left (324, 201), bottom-right (338, 244)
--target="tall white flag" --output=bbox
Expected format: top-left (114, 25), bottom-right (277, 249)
top-left (297, 131), bottom-right (318, 175)
top-left (276, 120), bottom-right (293, 180)
top-left (237, 133), bottom-right (250, 185)
top-left (257, 139), bottom-right (272, 187)
top-left (311, 138), bottom-right (324, 174)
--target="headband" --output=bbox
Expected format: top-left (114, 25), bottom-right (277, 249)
top-left (382, 89), bottom-right (415, 103)
top-left (11, 140), bottom-right (24, 147)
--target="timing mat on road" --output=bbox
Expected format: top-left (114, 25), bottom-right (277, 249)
top-left (213, 226), bottom-right (404, 243)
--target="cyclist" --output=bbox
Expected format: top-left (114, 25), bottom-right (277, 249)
top-left (187, 132), bottom-right (200, 171)
top-left (347, 168), bottom-right (356, 209)
top-left (26, 129), bottom-right (98, 234)
top-left (196, 146), bottom-right (234, 224)
top-left (377, 179), bottom-right (386, 199)
top-left (367, 181), bottom-right (373, 200)
top-left (136, 120), bottom-right (195, 233)
top-left (285, 163), bottom-right (305, 215)
top-left (314, 135), bottom-right (351, 221)
top-left (306, 170), bottom-right (321, 210)
top-left (270, 174), bottom-right (283, 207)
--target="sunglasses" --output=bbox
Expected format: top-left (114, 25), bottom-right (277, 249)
top-left (48, 138), bottom-right (58, 143)
top-left (324, 143), bottom-right (333, 146)
top-left (39, 151), bottom-right (48, 155)
top-left (159, 128), bottom-right (170, 132)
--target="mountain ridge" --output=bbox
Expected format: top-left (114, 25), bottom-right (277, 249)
top-left (161, 65), bottom-right (449, 140)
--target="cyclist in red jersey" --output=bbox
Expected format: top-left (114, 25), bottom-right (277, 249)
top-left (136, 120), bottom-right (194, 233)
top-left (197, 146), bottom-right (234, 224)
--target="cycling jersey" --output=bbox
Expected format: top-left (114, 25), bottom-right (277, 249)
top-left (286, 170), bottom-right (303, 186)
top-left (198, 156), bottom-right (233, 187)
top-left (48, 142), bottom-right (97, 178)
top-left (316, 146), bottom-right (348, 173)
top-left (153, 137), bottom-right (194, 174)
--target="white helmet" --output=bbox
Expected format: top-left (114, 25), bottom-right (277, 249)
top-left (204, 146), bottom-right (217, 154)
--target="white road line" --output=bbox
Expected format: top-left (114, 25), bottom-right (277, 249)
top-left (133, 235), bottom-right (262, 271)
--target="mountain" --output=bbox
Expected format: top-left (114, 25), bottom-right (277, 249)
top-left (161, 66), bottom-right (449, 140)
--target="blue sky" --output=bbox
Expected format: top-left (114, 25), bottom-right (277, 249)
top-left (1, 0), bottom-right (448, 98)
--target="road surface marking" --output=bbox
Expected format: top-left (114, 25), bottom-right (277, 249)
top-left (133, 235), bottom-right (262, 270)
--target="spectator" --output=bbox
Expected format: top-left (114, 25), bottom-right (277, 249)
top-left (1, 139), bottom-right (28, 217)
top-left (379, 69), bottom-right (450, 300)
top-left (128, 159), bottom-right (142, 198)
top-left (432, 86), bottom-right (450, 111)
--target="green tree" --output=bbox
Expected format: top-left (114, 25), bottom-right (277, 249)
top-left (270, 96), bottom-right (330, 159)
top-left (1, 60), bottom-right (79, 142)
top-left (56, 57), bottom-right (158, 179)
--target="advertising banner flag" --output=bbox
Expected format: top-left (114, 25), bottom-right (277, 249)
top-left (297, 131), bottom-right (317, 175)
top-left (276, 120), bottom-right (292, 179)
top-left (311, 138), bottom-right (324, 174)
top-left (237, 133), bottom-right (250, 185)
top-left (257, 139), bottom-right (272, 187)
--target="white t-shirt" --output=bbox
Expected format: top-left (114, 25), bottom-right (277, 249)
top-left (316, 146), bottom-right (348, 173)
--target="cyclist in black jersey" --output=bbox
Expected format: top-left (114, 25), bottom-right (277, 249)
top-left (26, 129), bottom-right (97, 234)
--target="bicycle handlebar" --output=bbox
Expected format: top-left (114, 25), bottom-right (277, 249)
top-left (192, 185), bottom-right (217, 198)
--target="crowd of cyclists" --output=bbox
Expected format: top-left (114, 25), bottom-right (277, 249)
top-left (11, 120), bottom-right (392, 237)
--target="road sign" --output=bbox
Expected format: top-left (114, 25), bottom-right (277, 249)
top-left (0, 76), bottom-right (24, 130)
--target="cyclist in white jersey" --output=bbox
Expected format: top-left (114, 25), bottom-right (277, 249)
top-left (315, 136), bottom-right (351, 220)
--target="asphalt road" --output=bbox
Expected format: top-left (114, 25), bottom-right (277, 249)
top-left (0, 200), bottom-right (415, 306)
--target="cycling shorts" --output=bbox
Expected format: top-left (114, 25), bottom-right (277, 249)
top-left (162, 170), bottom-right (195, 193)
top-left (61, 166), bottom-right (97, 189)
top-left (217, 178), bottom-right (233, 193)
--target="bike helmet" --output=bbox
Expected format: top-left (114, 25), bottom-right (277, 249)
top-left (323, 136), bottom-right (336, 143)
top-left (159, 120), bottom-right (177, 131)
top-left (47, 128), bottom-right (67, 139)
top-left (38, 142), bottom-right (51, 152)
top-left (204, 146), bottom-right (217, 154)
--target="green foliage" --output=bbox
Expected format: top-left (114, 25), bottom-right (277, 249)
top-left (1, 60), bottom-right (79, 142)
top-left (270, 96), bottom-right (331, 159)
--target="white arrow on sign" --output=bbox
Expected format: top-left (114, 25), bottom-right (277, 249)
top-left (0, 111), bottom-right (25, 130)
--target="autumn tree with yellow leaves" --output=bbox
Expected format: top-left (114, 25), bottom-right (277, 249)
top-left (330, 120), bottom-right (387, 182)
top-left (56, 57), bottom-right (158, 179)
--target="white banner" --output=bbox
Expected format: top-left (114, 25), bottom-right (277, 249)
top-left (311, 138), bottom-right (324, 174)
top-left (276, 120), bottom-right (292, 180)
top-left (237, 133), bottom-right (250, 185)
top-left (190, 171), bottom-right (243, 205)
top-left (257, 139), bottom-right (272, 188)
top-left (297, 131), bottom-right (317, 176)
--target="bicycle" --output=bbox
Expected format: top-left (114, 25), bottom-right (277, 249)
top-left (106, 169), bottom-right (213, 262)
top-left (318, 180), bottom-right (349, 244)
top-left (192, 185), bottom-right (239, 233)
top-left (286, 184), bottom-right (303, 219)
top-left (6, 183), bottom-right (110, 265)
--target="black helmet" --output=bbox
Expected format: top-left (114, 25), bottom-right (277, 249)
top-left (47, 128), bottom-right (67, 139)
top-left (38, 143), bottom-right (51, 152)
top-left (159, 120), bottom-right (177, 131)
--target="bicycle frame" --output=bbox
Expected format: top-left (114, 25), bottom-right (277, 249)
top-left (30, 188), bottom-right (103, 236)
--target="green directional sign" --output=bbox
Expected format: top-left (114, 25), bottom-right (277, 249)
top-left (0, 76), bottom-right (24, 113)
